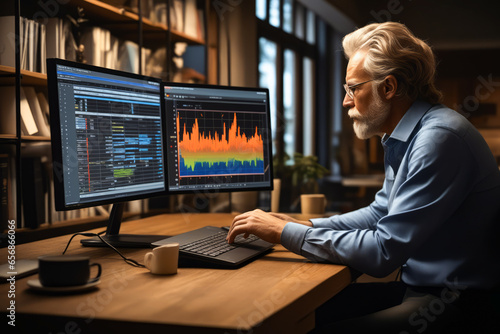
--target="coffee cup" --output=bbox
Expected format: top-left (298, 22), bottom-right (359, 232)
top-left (38, 255), bottom-right (102, 287)
top-left (144, 243), bottom-right (179, 275)
top-left (300, 194), bottom-right (327, 215)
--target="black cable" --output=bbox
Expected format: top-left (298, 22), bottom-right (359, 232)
top-left (62, 232), bottom-right (145, 268)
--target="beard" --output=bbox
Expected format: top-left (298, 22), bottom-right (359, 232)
top-left (348, 91), bottom-right (391, 139)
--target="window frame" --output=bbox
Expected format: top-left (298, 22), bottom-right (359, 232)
top-left (257, 0), bottom-right (317, 162)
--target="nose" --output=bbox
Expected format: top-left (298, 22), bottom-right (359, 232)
top-left (343, 93), bottom-right (354, 109)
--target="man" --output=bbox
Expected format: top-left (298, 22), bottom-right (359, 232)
top-left (227, 22), bottom-right (500, 332)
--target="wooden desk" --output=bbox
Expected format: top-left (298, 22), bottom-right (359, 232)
top-left (1, 213), bottom-right (351, 334)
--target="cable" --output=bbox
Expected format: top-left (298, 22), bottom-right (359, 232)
top-left (62, 232), bottom-right (145, 268)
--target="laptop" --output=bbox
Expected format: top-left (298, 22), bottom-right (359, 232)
top-left (152, 226), bottom-right (274, 268)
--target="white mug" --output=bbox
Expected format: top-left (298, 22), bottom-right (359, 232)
top-left (301, 194), bottom-right (327, 215)
top-left (144, 243), bottom-right (179, 275)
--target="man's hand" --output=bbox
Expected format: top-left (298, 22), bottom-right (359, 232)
top-left (226, 209), bottom-right (313, 244)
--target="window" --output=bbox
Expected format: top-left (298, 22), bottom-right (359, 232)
top-left (269, 0), bottom-right (280, 28)
top-left (257, 0), bottom-right (318, 163)
top-left (283, 49), bottom-right (296, 158)
top-left (303, 56), bottom-right (315, 156)
top-left (258, 38), bottom-right (278, 151)
top-left (283, 0), bottom-right (293, 33)
top-left (256, 0), bottom-right (266, 20)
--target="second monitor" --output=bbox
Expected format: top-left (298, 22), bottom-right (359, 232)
top-left (163, 83), bottom-right (273, 194)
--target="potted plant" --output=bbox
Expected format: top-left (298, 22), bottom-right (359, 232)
top-left (291, 153), bottom-right (329, 195)
top-left (273, 152), bottom-right (329, 211)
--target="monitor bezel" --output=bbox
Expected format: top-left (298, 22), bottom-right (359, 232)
top-left (162, 82), bottom-right (274, 195)
top-left (47, 58), bottom-right (168, 211)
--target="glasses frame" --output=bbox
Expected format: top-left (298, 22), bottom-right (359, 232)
top-left (343, 79), bottom-right (374, 99)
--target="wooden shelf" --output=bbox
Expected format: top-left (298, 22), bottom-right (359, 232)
top-left (0, 134), bottom-right (17, 141)
top-left (0, 65), bottom-right (47, 86)
top-left (22, 135), bottom-right (51, 141)
top-left (73, 0), bottom-right (205, 45)
top-left (0, 132), bottom-right (50, 142)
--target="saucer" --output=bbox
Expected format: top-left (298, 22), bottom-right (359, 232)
top-left (27, 279), bottom-right (100, 294)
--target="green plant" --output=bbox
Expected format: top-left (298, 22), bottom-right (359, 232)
top-left (272, 152), bottom-right (329, 211)
top-left (291, 153), bottom-right (329, 194)
top-left (273, 152), bottom-right (328, 193)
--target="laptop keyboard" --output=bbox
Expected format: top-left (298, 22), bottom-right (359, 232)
top-left (180, 231), bottom-right (259, 257)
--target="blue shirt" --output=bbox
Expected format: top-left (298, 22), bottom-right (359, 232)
top-left (281, 101), bottom-right (500, 289)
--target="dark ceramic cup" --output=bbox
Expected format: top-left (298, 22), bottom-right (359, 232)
top-left (38, 255), bottom-right (101, 287)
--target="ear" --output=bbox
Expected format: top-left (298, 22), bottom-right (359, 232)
top-left (381, 75), bottom-right (398, 100)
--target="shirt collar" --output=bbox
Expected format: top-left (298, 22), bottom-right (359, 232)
top-left (385, 100), bottom-right (433, 143)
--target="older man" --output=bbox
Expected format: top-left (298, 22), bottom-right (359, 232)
top-left (227, 22), bottom-right (500, 332)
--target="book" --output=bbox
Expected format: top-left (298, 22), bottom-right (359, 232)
top-left (0, 16), bottom-right (46, 73)
top-left (173, 0), bottom-right (185, 32)
top-left (24, 87), bottom-right (50, 137)
top-left (0, 87), bottom-right (49, 137)
top-left (32, 20), bottom-right (40, 72)
top-left (36, 92), bottom-right (50, 129)
top-left (27, 19), bottom-right (36, 72)
top-left (184, 0), bottom-right (198, 38)
top-left (81, 26), bottom-right (112, 67)
top-left (117, 40), bottom-right (138, 73)
top-left (105, 35), bottom-right (119, 70)
top-left (197, 9), bottom-right (205, 41)
top-left (39, 22), bottom-right (46, 73)
top-left (117, 40), bottom-right (151, 74)
top-left (45, 18), bottom-right (61, 59)
top-left (20, 87), bottom-right (38, 136)
top-left (0, 16), bottom-right (32, 71)
top-left (20, 18), bottom-right (28, 71)
top-left (46, 17), bottom-right (75, 61)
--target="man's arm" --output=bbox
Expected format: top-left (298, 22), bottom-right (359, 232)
top-left (226, 157), bottom-right (391, 246)
top-left (282, 128), bottom-right (476, 276)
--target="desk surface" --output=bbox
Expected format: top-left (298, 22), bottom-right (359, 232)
top-left (1, 213), bottom-right (351, 334)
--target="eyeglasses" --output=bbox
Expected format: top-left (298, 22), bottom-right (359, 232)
top-left (343, 79), bottom-right (374, 99)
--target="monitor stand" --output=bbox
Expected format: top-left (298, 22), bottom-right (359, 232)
top-left (81, 203), bottom-right (169, 248)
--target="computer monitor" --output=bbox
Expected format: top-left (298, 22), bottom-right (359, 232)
top-left (47, 58), bottom-right (167, 247)
top-left (163, 83), bottom-right (273, 195)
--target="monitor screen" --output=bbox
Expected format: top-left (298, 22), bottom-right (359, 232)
top-left (163, 83), bottom-right (273, 194)
top-left (48, 59), bottom-right (166, 211)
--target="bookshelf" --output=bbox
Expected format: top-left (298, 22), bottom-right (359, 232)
top-left (0, 65), bottom-right (47, 86)
top-left (0, 0), bottom-right (212, 243)
top-left (72, 0), bottom-right (206, 46)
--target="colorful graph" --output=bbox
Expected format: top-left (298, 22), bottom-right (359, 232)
top-left (178, 113), bottom-right (265, 177)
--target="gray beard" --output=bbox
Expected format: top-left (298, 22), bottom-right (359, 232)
top-left (352, 94), bottom-right (390, 139)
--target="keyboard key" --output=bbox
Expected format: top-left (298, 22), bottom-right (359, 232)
top-left (180, 231), bottom-right (252, 257)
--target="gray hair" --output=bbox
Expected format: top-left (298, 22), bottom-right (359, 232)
top-left (343, 22), bottom-right (442, 104)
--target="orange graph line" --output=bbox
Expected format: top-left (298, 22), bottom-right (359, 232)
top-left (177, 113), bottom-right (264, 170)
